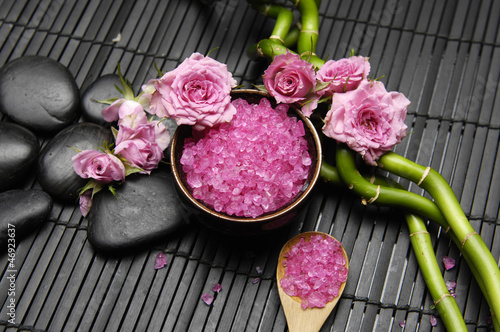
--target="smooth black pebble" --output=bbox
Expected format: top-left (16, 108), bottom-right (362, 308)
top-left (81, 74), bottom-right (122, 126)
top-left (0, 55), bottom-right (80, 133)
top-left (37, 122), bottom-right (113, 203)
top-left (0, 189), bottom-right (53, 247)
top-left (0, 122), bottom-right (39, 192)
top-left (87, 168), bottom-right (186, 252)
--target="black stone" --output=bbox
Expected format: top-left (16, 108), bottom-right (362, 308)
top-left (0, 122), bottom-right (39, 192)
top-left (37, 123), bottom-right (113, 203)
top-left (0, 189), bottom-right (53, 247)
top-left (81, 74), bottom-right (122, 126)
top-left (87, 168), bottom-right (186, 252)
top-left (0, 56), bottom-right (80, 133)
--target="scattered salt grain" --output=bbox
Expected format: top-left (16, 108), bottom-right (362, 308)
top-left (442, 256), bottom-right (455, 270)
top-left (212, 283), bottom-right (222, 293)
top-left (445, 280), bottom-right (456, 292)
top-left (399, 321), bottom-right (406, 327)
top-left (252, 277), bottom-right (261, 284)
top-left (256, 266), bottom-right (263, 274)
top-left (201, 293), bottom-right (214, 305)
top-left (154, 252), bottom-right (168, 269)
top-left (181, 98), bottom-right (311, 218)
top-left (280, 234), bottom-right (348, 309)
top-left (430, 315), bottom-right (437, 326)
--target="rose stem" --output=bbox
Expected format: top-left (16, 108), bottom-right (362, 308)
top-left (377, 151), bottom-right (500, 326)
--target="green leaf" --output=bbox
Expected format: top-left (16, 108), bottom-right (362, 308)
top-left (206, 47), bottom-right (220, 58)
top-left (78, 179), bottom-right (104, 197)
top-left (108, 185), bottom-right (117, 198)
top-left (349, 48), bottom-right (356, 57)
top-left (111, 127), bottom-right (119, 141)
top-left (116, 62), bottom-right (136, 100)
top-left (123, 163), bottom-right (144, 177)
top-left (92, 97), bottom-right (119, 105)
top-left (253, 84), bottom-right (268, 93)
top-left (68, 146), bottom-right (82, 154)
top-left (153, 62), bottom-right (163, 77)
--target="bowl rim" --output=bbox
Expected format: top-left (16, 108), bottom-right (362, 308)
top-left (170, 89), bottom-right (323, 224)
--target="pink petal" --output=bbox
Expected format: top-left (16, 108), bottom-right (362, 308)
top-left (154, 252), bottom-right (168, 269)
top-left (212, 283), bottom-right (222, 293)
top-left (201, 293), bottom-right (214, 305)
top-left (442, 256), bottom-right (455, 270)
top-left (445, 280), bottom-right (456, 292)
top-left (430, 315), bottom-right (437, 326)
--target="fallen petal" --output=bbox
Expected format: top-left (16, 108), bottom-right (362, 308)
top-left (212, 283), bottom-right (222, 293)
top-left (442, 256), bottom-right (455, 270)
top-left (154, 252), bottom-right (168, 269)
top-left (430, 315), bottom-right (437, 326)
top-left (201, 293), bottom-right (214, 305)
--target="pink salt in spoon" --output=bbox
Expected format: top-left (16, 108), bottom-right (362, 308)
top-left (276, 231), bottom-right (349, 332)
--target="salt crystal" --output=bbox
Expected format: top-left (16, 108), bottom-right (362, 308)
top-left (430, 315), bottom-right (437, 326)
top-left (181, 98), bottom-right (311, 218)
top-left (201, 293), bottom-right (214, 305)
top-left (280, 234), bottom-right (347, 309)
top-left (445, 280), bottom-right (456, 292)
top-left (154, 252), bottom-right (168, 269)
top-left (212, 283), bottom-right (222, 293)
top-left (442, 256), bottom-right (455, 270)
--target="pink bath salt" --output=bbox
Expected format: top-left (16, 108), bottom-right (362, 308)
top-left (212, 283), bottom-right (222, 293)
top-left (154, 252), bottom-right (168, 269)
top-left (280, 235), bottom-right (348, 309)
top-left (181, 97), bottom-right (311, 218)
top-left (442, 256), bottom-right (455, 270)
top-left (201, 293), bottom-right (214, 305)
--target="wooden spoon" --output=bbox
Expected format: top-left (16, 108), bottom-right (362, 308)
top-left (276, 231), bottom-right (349, 332)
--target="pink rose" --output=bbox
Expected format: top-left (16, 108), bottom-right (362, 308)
top-left (317, 56), bottom-right (370, 94)
top-left (263, 52), bottom-right (317, 114)
top-left (101, 98), bottom-right (124, 122)
top-left (114, 124), bottom-right (164, 173)
top-left (142, 52), bottom-right (238, 131)
top-left (322, 80), bottom-right (409, 165)
top-left (149, 120), bottom-right (171, 151)
top-left (72, 150), bottom-right (126, 183)
top-left (117, 100), bottom-right (148, 128)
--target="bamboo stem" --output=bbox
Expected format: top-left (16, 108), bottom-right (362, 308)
top-left (378, 152), bottom-right (500, 327)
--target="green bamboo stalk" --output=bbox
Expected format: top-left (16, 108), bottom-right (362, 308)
top-left (333, 147), bottom-right (448, 229)
top-left (292, 0), bottom-right (324, 68)
top-left (323, 159), bottom-right (497, 330)
top-left (405, 214), bottom-right (467, 331)
top-left (377, 152), bottom-right (500, 327)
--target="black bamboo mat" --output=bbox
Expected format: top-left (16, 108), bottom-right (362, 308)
top-left (0, 0), bottom-right (499, 331)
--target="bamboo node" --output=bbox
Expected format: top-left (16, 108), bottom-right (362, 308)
top-left (417, 166), bottom-right (431, 186)
top-left (434, 293), bottom-right (453, 306)
top-left (367, 185), bottom-right (380, 204)
top-left (444, 226), bottom-right (451, 233)
top-left (461, 231), bottom-right (479, 248)
top-left (269, 35), bottom-right (284, 44)
top-left (369, 175), bottom-right (376, 184)
top-left (409, 230), bottom-right (429, 237)
top-left (300, 29), bottom-right (319, 35)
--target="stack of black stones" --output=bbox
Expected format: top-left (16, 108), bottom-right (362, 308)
top-left (0, 56), bottom-right (185, 253)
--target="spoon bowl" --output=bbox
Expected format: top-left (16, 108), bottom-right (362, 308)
top-left (276, 231), bottom-right (349, 332)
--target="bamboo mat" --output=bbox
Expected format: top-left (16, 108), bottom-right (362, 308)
top-left (0, 0), bottom-right (499, 331)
